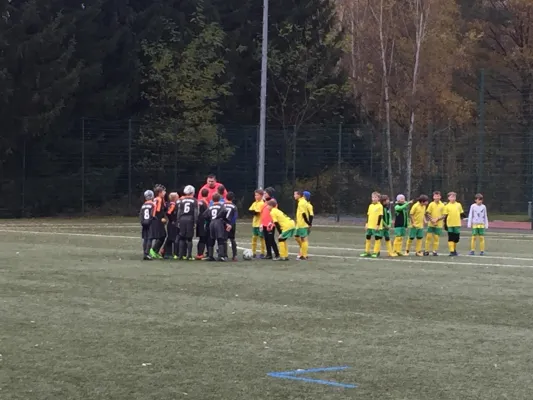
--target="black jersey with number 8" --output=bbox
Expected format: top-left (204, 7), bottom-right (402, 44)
top-left (140, 202), bottom-right (154, 226)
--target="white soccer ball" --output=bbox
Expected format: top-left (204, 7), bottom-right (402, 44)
top-left (243, 249), bottom-right (253, 260)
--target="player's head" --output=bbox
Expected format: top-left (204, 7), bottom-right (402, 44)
top-left (154, 184), bottom-right (166, 198)
top-left (303, 191), bottom-right (311, 201)
top-left (206, 174), bottom-right (217, 188)
top-left (144, 190), bottom-right (154, 201)
top-left (266, 199), bottom-right (277, 210)
top-left (380, 194), bottom-right (390, 206)
top-left (200, 188), bottom-right (209, 199)
top-left (396, 194), bottom-right (405, 203)
top-left (217, 185), bottom-right (225, 195)
top-left (226, 192), bottom-right (235, 202)
top-left (293, 191), bottom-right (303, 200)
top-left (475, 193), bottom-right (483, 204)
top-left (169, 192), bottom-right (178, 201)
top-left (254, 189), bottom-right (264, 201)
top-left (265, 187), bottom-right (275, 199)
top-left (371, 191), bottom-right (381, 203)
top-left (433, 191), bottom-right (441, 202)
top-left (447, 192), bottom-right (457, 202)
top-left (183, 185), bottom-right (195, 196)
top-left (418, 194), bottom-right (429, 205)
top-left (212, 193), bottom-right (221, 203)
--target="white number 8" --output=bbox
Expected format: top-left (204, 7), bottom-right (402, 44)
top-left (144, 209), bottom-right (150, 220)
top-left (184, 203), bottom-right (190, 213)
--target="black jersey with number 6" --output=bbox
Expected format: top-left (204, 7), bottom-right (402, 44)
top-left (140, 201), bottom-right (154, 226)
top-left (178, 197), bottom-right (198, 220)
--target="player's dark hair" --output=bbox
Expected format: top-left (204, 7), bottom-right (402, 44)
top-left (255, 189), bottom-right (264, 195)
top-left (380, 194), bottom-right (389, 203)
top-left (475, 193), bottom-right (483, 200)
top-left (447, 191), bottom-right (457, 198)
top-left (217, 185), bottom-right (225, 194)
top-left (265, 187), bottom-right (275, 197)
top-left (433, 191), bottom-right (441, 196)
top-left (226, 191), bottom-right (235, 201)
top-left (295, 190), bottom-right (303, 196)
top-left (200, 188), bottom-right (209, 197)
top-left (154, 184), bottom-right (165, 197)
top-left (207, 174), bottom-right (216, 180)
top-left (267, 199), bottom-right (277, 207)
top-left (212, 193), bottom-right (221, 202)
top-left (418, 194), bottom-right (429, 203)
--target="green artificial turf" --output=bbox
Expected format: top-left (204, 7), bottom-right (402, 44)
top-left (1, 220), bottom-right (533, 399)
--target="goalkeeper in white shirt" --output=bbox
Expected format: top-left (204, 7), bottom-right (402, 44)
top-left (467, 194), bottom-right (489, 255)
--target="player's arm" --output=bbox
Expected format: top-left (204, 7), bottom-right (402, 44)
top-left (307, 204), bottom-right (314, 226)
top-left (409, 206), bottom-right (415, 225)
top-left (202, 207), bottom-right (211, 221)
top-left (302, 208), bottom-right (311, 226)
top-left (193, 202), bottom-right (199, 223)
top-left (248, 203), bottom-right (259, 216)
top-left (484, 205), bottom-right (489, 229)
top-left (460, 205), bottom-right (467, 219)
top-left (467, 205), bottom-right (473, 228)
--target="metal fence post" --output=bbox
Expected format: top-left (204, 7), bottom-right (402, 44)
top-left (174, 125), bottom-right (179, 189)
top-left (336, 122), bottom-right (342, 222)
top-left (291, 125), bottom-right (297, 216)
top-left (21, 138), bottom-right (26, 216)
top-left (81, 117), bottom-right (85, 215)
top-left (128, 118), bottom-right (132, 210)
top-left (477, 68), bottom-right (485, 193)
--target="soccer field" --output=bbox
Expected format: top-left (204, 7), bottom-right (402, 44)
top-left (2, 220), bottom-right (533, 400)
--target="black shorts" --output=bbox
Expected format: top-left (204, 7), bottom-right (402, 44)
top-left (226, 224), bottom-right (236, 239)
top-left (166, 222), bottom-right (178, 241)
top-left (141, 225), bottom-right (150, 240)
top-left (179, 217), bottom-right (195, 239)
top-left (196, 219), bottom-right (207, 237)
top-left (209, 220), bottom-right (226, 240)
top-left (149, 219), bottom-right (167, 240)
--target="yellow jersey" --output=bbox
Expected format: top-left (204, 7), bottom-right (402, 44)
top-left (444, 202), bottom-right (464, 227)
top-left (409, 202), bottom-right (426, 228)
top-left (296, 198), bottom-right (311, 228)
top-left (248, 200), bottom-right (264, 227)
top-left (270, 207), bottom-right (295, 231)
top-left (366, 203), bottom-right (383, 230)
top-left (426, 201), bottom-right (445, 228)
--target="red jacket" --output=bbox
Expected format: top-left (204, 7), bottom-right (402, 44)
top-left (198, 182), bottom-right (227, 203)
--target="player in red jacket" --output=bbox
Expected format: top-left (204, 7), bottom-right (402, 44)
top-left (198, 174), bottom-right (227, 203)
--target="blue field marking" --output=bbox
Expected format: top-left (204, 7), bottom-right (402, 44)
top-left (267, 366), bottom-right (357, 389)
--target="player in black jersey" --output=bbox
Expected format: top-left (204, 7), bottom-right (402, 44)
top-left (224, 192), bottom-right (239, 261)
top-left (203, 193), bottom-right (231, 261)
top-left (149, 184), bottom-right (167, 259)
top-left (140, 190), bottom-right (155, 260)
top-left (196, 188), bottom-right (210, 259)
top-left (177, 185), bottom-right (199, 260)
top-left (165, 192), bottom-right (179, 259)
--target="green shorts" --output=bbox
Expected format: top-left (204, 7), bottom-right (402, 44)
top-left (472, 227), bottom-right (485, 236)
top-left (366, 229), bottom-right (382, 238)
top-left (447, 227), bottom-right (461, 234)
top-left (252, 227), bottom-right (263, 237)
top-left (295, 227), bottom-right (309, 238)
top-left (381, 229), bottom-right (390, 240)
top-left (427, 227), bottom-right (443, 235)
top-left (279, 228), bottom-right (295, 240)
top-left (409, 228), bottom-right (425, 240)
top-left (394, 227), bottom-right (407, 237)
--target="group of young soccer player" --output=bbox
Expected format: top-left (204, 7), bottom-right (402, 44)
top-left (139, 179), bottom-right (315, 262)
top-left (362, 191), bottom-right (489, 258)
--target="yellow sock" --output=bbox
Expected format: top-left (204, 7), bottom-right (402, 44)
top-left (425, 234), bottom-right (432, 252)
top-left (471, 236), bottom-right (476, 251)
top-left (301, 240), bottom-right (309, 257)
top-left (454, 241), bottom-right (458, 252)
top-left (406, 238), bottom-right (412, 251)
top-left (251, 236), bottom-right (258, 254)
top-left (386, 240), bottom-right (394, 255)
top-left (373, 239), bottom-right (381, 254)
top-left (433, 234), bottom-right (440, 252)
top-left (415, 238), bottom-right (423, 252)
top-left (365, 239), bottom-right (371, 254)
top-left (260, 238), bottom-right (266, 254)
top-left (278, 241), bottom-right (286, 258)
top-left (283, 241), bottom-right (289, 258)
top-left (448, 241), bottom-right (454, 253)
top-left (479, 236), bottom-right (485, 251)
top-left (295, 236), bottom-right (302, 246)
top-left (394, 237), bottom-right (403, 253)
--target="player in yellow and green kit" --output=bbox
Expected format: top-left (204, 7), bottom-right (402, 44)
top-left (405, 194), bottom-right (429, 256)
top-left (443, 192), bottom-right (465, 256)
top-left (361, 192), bottom-right (383, 258)
top-left (393, 194), bottom-right (411, 255)
top-left (266, 199), bottom-right (296, 261)
top-left (293, 191), bottom-right (312, 260)
top-left (248, 189), bottom-right (266, 258)
top-left (424, 191), bottom-right (445, 256)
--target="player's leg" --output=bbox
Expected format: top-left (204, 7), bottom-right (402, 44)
top-left (259, 229), bottom-right (266, 257)
top-left (454, 230), bottom-right (460, 254)
top-left (405, 229), bottom-right (416, 255)
top-left (424, 228), bottom-right (433, 255)
top-left (478, 228), bottom-right (485, 254)
top-left (197, 235), bottom-right (206, 259)
top-left (300, 235), bottom-right (309, 259)
top-left (469, 228), bottom-right (477, 255)
top-left (384, 231), bottom-right (396, 256)
top-left (263, 227), bottom-right (272, 258)
top-left (361, 229), bottom-right (373, 256)
top-left (251, 228), bottom-right (258, 255)
top-left (372, 232), bottom-right (382, 257)
top-left (276, 239), bottom-right (286, 260)
top-left (393, 228), bottom-right (404, 255)
top-left (270, 230), bottom-right (280, 258)
top-left (432, 229), bottom-right (440, 255)
top-left (447, 229), bottom-right (455, 255)
top-left (229, 225), bottom-right (237, 261)
top-left (415, 229), bottom-right (424, 256)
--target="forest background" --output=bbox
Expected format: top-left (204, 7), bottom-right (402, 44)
top-left (0, 0), bottom-right (531, 217)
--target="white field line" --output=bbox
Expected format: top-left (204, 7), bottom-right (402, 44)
top-left (1, 229), bottom-right (533, 269)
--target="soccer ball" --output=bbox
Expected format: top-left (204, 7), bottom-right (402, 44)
top-left (243, 249), bottom-right (253, 260)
